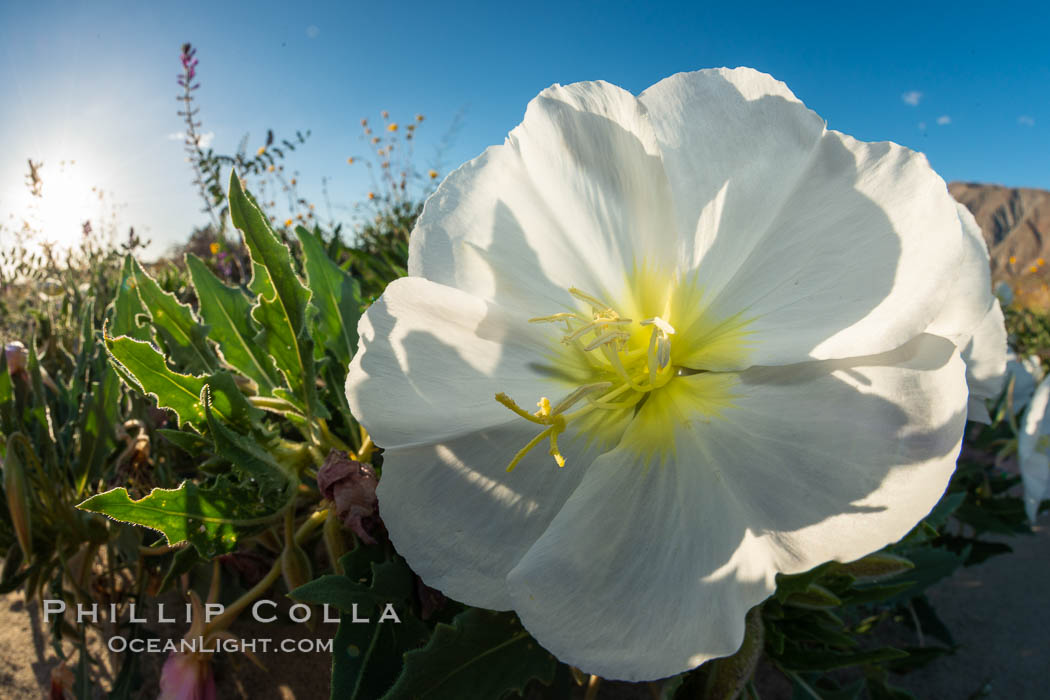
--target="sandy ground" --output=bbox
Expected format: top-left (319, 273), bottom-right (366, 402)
top-left (0, 525), bottom-right (1046, 699)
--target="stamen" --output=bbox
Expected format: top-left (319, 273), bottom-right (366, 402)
top-left (568, 286), bottom-right (613, 311)
top-left (563, 318), bottom-right (632, 344)
top-left (583, 330), bottom-right (631, 352)
top-left (551, 382), bottom-right (613, 415)
top-left (529, 312), bottom-right (584, 324)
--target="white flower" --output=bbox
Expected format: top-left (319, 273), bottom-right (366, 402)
top-left (1004, 350), bottom-right (1044, 412)
top-left (345, 68), bottom-right (1003, 680)
top-left (994, 280), bottom-right (1014, 307)
top-left (1019, 374), bottom-right (1050, 521)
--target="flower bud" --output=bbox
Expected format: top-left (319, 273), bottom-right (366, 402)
top-left (159, 649), bottom-right (216, 700)
top-left (834, 552), bottom-right (915, 583)
top-left (5, 341), bottom-right (27, 376)
top-left (282, 538), bottom-right (313, 593)
top-left (316, 450), bottom-right (379, 544)
top-left (3, 438), bottom-right (33, 559)
top-left (323, 510), bottom-right (348, 576)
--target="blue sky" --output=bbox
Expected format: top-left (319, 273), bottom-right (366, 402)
top-left (2, 0), bottom-right (1048, 257)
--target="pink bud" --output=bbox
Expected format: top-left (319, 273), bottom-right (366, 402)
top-left (159, 651), bottom-right (216, 700)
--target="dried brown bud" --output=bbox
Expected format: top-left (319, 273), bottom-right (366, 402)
top-left (317, 450), bottom-right (379, 544)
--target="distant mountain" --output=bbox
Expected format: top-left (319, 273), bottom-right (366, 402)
top-left (950, 182), bottom-right (1050, 281)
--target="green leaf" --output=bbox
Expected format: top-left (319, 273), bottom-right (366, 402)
top-left (203, 391), bottom-right (290, 495)
top-left (296, 225), bottom-right (361, 367)
top-left (0, 349), bottom-right (14, 435)
top-left (884, 546), bottom-right (968, 604)
top-left (776, 646), bottom-right (908, 672)
top-left (228, 172), bottom-right (323, 419)
top-left (105, 335), bottom-right (262, 430)
top-left (75, 370), bottom-right (120, 496)
top-left (109, 256), bottom-right (149, 342)
top-left (76, 473), bottom-right (289, 559)
top-left (774, 563), bottom-right (835, 603)
top-left (128, 257), bottom-right (218, 373)
top-left (292, 551), bottom-right (429, 700)
top-left (384, 608), bottom-right (558, 700)
top-left (784, 584), bottom-right (842, 610)
top-left (156, 428), bottom-right (212, 456)
top-left (185, 254), bottom-right (280, 394)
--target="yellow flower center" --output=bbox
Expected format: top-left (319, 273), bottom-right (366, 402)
top-left (495, 286), bottom-right (691, 472)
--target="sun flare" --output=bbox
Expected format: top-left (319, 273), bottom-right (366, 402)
top-left (6, 160), bottom-right (106, 251)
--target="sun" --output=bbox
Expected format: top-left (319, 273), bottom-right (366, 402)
top-left (10, 160), bottom-right (106, 252)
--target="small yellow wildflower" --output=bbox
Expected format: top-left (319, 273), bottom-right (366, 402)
top-left (1031, 266), bottom-right (1038, 273)
top-left (1010, 256), bottom-right (1017, 265)
top-left (416, 114), bottom-right (424, 122)
top-left (368, 192), bottom-right (375, 200)
top-left (267, 164), bottom-right (275, 172)
top-left (1039, 258), bottom-right (1045, 267)
top-left (209, 242), bottom-right (220, 255)
top-left (291, 178), bottom-right (297, 185)
top-left (388, 123), bottom-right (399, 132)
top-left (284, 219), bottom-right (293, 227)
top-left (257, 146), bottom-right (266, 156)
top-left (347, 157), bottom-right (355, 164)
top-left (428, 170), bottom-right (438, 179)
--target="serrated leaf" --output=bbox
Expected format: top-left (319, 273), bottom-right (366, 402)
top-left (229, 172), bottom-right (322, 418)
top-left (76, 476), bottom-right (286, 558)
top-left (185, 254), bottom-right (280, 394)
top-left (296, 225), bottom-right (361, 367)
top-left (203, 392), bottom-right (290, 495)
top-left (109, 256), bottom-right (149, 342)
top-left (384, 608), bottom-right (558, 700)
top-left (128, 257), bottom-right (218, 373)
top-left (105, 335), bottom-right (262, 429)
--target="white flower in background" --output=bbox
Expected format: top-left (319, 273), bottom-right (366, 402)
top-left (1019, 374), bottom-right (1050, 521)
top-left (1004, 350), bottom-right (1044, 412)
top-left (346, 68), bottom-right (1004, 680)
top-left (994, 280), bottom-right (1013, 308)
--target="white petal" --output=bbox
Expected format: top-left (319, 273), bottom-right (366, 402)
top-left (377, 416), bottom-right (626, 610)
top-left (641, 68), bottom-right (963, 366)
top-left (1019, 375), bottom-right (1050, 521)
top-left (346, 277), bottom-right (576, 448)
top-left (507, 334), bottom-right (965, 680)
top-left (408, 80), bottom-right (678, 310)
top-left (925, 203), bottom-right (995, 345)
top-left (959, 300), bottom-right (1007, 422)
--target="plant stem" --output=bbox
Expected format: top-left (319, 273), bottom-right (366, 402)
top-left (204, 508), bottom-right (328, 635)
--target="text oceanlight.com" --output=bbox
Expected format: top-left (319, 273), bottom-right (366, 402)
top-left (108, 636), bottom-right (335, 654)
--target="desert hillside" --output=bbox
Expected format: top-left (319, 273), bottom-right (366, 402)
top-left (950, 182), bottom-right (1050, 281)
